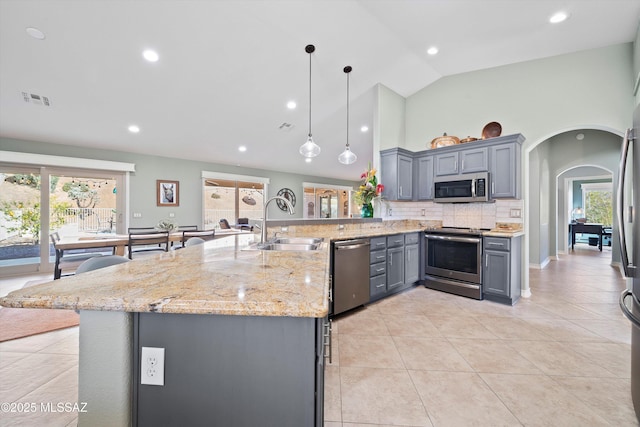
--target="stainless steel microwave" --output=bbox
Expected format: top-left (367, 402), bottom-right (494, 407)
top-left (433, 172), bottom-right (490, 203)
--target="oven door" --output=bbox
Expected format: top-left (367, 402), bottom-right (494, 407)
top-left (425, 234), bottom-right (482, 284)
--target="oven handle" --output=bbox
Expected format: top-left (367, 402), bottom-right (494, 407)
top-left (425, 234), bottom-right (481, 244)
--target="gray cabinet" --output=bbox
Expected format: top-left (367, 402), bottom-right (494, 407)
top-left (382, 134), bottom-right (524, 203)
top-left (369, 233), bottom-right (418, 302)
top-left (369, 236), bottom-right (387, 299)
top-left (435, 147), bottom-right (488, 177)
top-left (134, 312), bottom-right (325, 426)
top-left (483, 235), bottom-right (522, 305)
top-left (380, 148), bottom-right (413, 200)
top-left (387, 245), bottom-right (405, 291)
top-left (489, 143), bottom-right (521, 199)
top-left (416, 154), bottom-right (434, 200)
top-left (404, 233), bottom-right (420, 285)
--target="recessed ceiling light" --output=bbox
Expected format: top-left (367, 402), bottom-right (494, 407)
top-left (238, 146), bottom-right (247, 152)
top-left (142, 49), bottom-right (159, 62)
top-left (549, 12), bottom-right (568, 23)
top-left (26, 27), bottom-right (45, 40)
top-left (360, 125), bottom-right (369, 133)
top-left (427, 46), bottom-right (438, 55)
top-left (576, 133), bottom-right (585, 140)
top-left (128, 125), bottom-right (140, 133)
top-left (287, 101), bottom-right (296, 109)
top-left (305, 158), bottom-right (312, 163)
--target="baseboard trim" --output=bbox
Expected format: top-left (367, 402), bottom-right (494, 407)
top-left (529, 256), bottom-right (552, 270)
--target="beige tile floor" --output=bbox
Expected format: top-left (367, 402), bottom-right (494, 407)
top-left (0, 247), bottom-right (638, 426)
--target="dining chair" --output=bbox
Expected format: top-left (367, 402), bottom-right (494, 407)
top-left (184, 237), bottom-right (206, 247)
top-left (127, 230), bottom-right (170, 259)
top-left (50, 232), bottom-right (104, 279)
top-left (181, 229), bottom-right (215, 247)
top-left (235, 217), bottom-right (253, 231)
top-left (219, 219), bottom-right (231, 229)
top-left (76, 255), bottom-right (130, 274)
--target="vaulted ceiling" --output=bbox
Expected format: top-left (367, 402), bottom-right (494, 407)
top-left (1, 0), bottom-right (638, 180)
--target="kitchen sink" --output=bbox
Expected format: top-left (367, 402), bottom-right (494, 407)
top-left (244, 239), bottom-right (322, 251)
top-left (260, 243), bottom-right (320, 251)
top-left (272, 237), bottom-right (323, 245)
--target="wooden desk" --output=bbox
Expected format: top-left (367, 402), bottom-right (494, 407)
top-left (570, 223), bottom-right (604, 251)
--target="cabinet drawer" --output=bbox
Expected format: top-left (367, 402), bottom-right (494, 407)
top-left (370, 262), bottom-right (386, 277)
top-left (370, 250), bottom-right (387, 264)
top-left (370, 274), bottom-right (387, 297)
top-left (370, 237), bottom-right (387, 251)
top-left (387, 234), bottom-right (404, 248)
top-left (484, 237), bottom-right (510, 251)
top-left (404, 233), bottom-right (419, 245)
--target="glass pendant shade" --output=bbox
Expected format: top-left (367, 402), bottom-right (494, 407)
top-left (338, 145), bottom-right (357, 164)
top-left (338, 65), bottom-right (356, 165)
top-left (300, 135), bottom-right (321, 158)
top-left (300, 44), bottom-right (320, 158)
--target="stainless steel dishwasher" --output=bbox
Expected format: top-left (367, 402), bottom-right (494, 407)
top-left (332, 239), bottom-right (370, 315)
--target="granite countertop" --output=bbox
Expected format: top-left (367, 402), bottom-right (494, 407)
top-left (0, 234), bottom-right (331, 318)
top-left (0, 220), bottom-right (524, 318)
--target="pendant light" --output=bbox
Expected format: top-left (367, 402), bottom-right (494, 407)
top-left (299, 44), bottom-right (321, 158)
top-left (338, 65), bottom-right (357, 165)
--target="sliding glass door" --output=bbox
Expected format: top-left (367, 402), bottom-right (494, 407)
top-left (0, 164), bottom-right (125, 275)
top-left (203, 178), bottom-right (265, 229)
top-left (0, 166), bottom-right (42, 270)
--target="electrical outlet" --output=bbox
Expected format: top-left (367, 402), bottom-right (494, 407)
top-left (338, 224), bottom-right (344, 230)
top-left (168, 212), bottom-right (175, 218)
top-left (510, 208), bottom-right (522, 218)
top-left (280, 226), bottom-right (288, 232)
top-left (141, 347), bottom-right (165, 386)
top-left (421, 209), bottom-right (426, 216)
top-left (388, 208), bottom-right (392, 216)
top-left (133, 213), bottom-right (142, 218)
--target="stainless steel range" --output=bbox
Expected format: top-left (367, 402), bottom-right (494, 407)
top-left (423, 227), bottom-right (485, 299)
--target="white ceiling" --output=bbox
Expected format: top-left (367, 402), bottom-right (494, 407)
top-left (1, 0), bottom-right (638, 181)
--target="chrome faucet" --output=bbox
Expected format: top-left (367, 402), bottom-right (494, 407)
top-left (261, 196), bottom-right (295, 244)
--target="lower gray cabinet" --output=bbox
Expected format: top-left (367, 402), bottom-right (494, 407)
top-left (404, 233), bottom-right (420, 285)
top-left (483, 235), bottom-right (522, 305)
top-left (368, 233), bottom-right (419, 302)
top-left (386, 246), bottom-right (405, 291)
top-left (134, 312), bottom-right (325, 426)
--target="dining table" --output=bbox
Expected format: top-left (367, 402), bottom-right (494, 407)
top-left (53, 229), bottom-right (249, 265)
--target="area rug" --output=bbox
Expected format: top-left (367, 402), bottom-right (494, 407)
top-left (0, 279), bottom-right (79, 342)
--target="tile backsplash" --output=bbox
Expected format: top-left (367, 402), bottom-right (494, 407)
top-left (380, 199), bottom-right (524, 229)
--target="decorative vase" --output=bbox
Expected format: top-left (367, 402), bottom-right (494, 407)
top-left (361, 202), bottom-right (373, 218)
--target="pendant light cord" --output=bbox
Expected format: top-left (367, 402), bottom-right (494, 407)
top-left (346, 68), bottom-right (350, 148)
top-left (308, 46), bottom-right (312, 137)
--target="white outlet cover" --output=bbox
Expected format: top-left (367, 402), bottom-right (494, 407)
top-left (141, 347), bottom-right (165, 386)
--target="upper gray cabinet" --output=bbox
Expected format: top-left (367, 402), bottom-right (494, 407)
top-left (380, 148), bottom-right (413, 200)
top-left (489, 142), bottom-right (521, 199)
top-left (435, 147), bottom-right (488, 176)
top-left (381, 134), bottom-right (524, 201)
top-left (416, 154), bottom-right (434, 200)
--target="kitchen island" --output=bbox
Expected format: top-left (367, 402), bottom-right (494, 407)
top-left (1, 234), bottom-right (331, 426)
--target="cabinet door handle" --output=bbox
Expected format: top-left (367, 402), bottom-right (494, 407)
top-left (486, 254), bottom-right (488, 268)
top-left (399, 186), bottom-right (403, 196)
top-left (376, 268), bottom-right (385, 272)
top-left (389, 254), bottom-right (392, 266)
top-left (462, 160), bottom-right (465, 170)
top-left (492, 182), bottom-right (495, 194)
top-left (376, 283), bottom-right (385, 288)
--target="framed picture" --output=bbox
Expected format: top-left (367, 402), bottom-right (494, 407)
top-left (157, 180), bottom-right (179, 206)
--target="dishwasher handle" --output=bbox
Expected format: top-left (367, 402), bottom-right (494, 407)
top-left (335, 240), bottom-right (370, 250)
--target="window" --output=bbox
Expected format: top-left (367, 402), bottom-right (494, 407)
top-left (581, 182), bottom-right (613, 226)
top-left (302, 183), bottom-right (356, 219)
top-left (202, 172), bottom-right (268, 229)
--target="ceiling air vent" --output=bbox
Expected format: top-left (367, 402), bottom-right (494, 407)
top-left (22, 92), bottom-right (51, 107)
top-left (278, 122), bottom-right (294, 132)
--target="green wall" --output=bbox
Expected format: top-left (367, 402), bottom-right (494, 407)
top-left (405, 43), bottom-right (634, 150)
top-left (0, 137), bottom-right (358, 228)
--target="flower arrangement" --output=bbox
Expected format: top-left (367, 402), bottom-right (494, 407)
top-left (354, 165), bottom-right (384, 218)
top-left (156, 218), bottom-right (176, 232)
